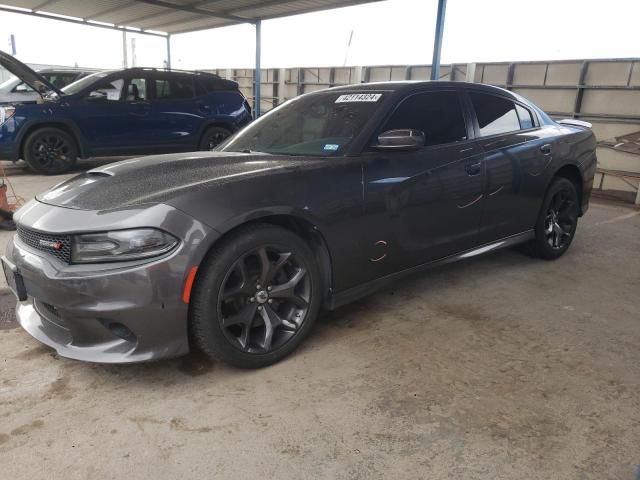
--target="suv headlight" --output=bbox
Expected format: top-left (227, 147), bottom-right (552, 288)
top-left (71, 228), bottom-right (178, 264)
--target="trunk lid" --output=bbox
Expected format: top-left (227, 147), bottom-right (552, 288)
top-left (0, 50), bottom-right (64, 101)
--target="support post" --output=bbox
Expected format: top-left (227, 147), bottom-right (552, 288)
top-left (122, 30), bottom-right (128, 68)
top-left (165, 34), bottom-right (171, 69)
top-left (254, 19), bottom-right (262, 118)
top-left (430, 0), bottom-right (447, 81)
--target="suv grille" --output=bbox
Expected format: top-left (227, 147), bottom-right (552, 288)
top-left (17, 226), bottom-right (72, 264)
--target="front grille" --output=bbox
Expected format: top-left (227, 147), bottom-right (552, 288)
top-left (17, 226), bottom-right (72, 264)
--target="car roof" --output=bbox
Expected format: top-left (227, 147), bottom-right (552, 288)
top-left (37, 68), bottom-right (99, 73)
top-left (326, 80), bottom-right (514, 97)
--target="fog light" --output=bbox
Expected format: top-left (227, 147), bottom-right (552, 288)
top-left (107, 322), bottom-right (137, 343)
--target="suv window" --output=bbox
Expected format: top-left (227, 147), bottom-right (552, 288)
top-left (43, 73), bottom-right (80, 89)
top-left (124, 77), bottom-right (147, 101)
top-left (382, 91), bottom-right (467, 147)
top-left (154, 75), bottom-right (195, 100)
top-left (88, 78), bottom-right (124, 101)
top-left (469, 92), bottom-right (521, 136)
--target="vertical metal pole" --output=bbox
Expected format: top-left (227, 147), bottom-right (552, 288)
top-left (254, 19), bottom-right (262, 118)
top-left (166, 34), bottom-right (171, 69)
top-left (430, 0), bottom-right (447, 81)
top-left (122, 30), bottom-right (128, 68)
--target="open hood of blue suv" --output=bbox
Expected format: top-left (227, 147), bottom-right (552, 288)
top-left (0, 50), bottom-right (63, 101)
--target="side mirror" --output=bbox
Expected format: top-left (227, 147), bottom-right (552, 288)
top-left (14, 83), bottom-right (31, 93)
top-left (374, 129), bottom-right (425, 151)
top-left (87, 90), bottom-right (108, 101)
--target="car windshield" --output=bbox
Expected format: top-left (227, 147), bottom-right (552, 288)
top-left (62, 72), bottom-right (109, 95)
top-left (221, 91), bottom-right (385, 156)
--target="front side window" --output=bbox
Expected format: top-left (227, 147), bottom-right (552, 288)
top-left (470, 92), bottom-right (521, 137)
top-left (124, 78), bottom-right (147, 101)
top-left (381, 91), bottom-right (468, 147)
top-left (87, 78), bottom-right (124, 101)
top-left (222, 91), bottom-right (385, 156)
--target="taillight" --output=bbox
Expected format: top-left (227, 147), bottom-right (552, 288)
top-left (0, 106), bottom-right (15, 125)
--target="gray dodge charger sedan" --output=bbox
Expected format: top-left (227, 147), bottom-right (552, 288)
top-left (2, 81), bottom-right (597, 368)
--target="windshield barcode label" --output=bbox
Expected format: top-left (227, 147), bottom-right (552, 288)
top-left (335, 93), bottom-right (382, 103)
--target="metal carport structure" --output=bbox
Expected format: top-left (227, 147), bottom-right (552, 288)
top-left (0, 0), bottom-right (449, 116)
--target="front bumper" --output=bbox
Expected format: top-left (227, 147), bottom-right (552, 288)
top-left (8, 201), bottom-right (217, 363)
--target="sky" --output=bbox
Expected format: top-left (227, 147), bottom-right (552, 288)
top-left (0, 0), bottom-right (639, 70)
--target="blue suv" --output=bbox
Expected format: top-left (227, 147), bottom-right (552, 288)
top-left (0, 51), bottom-right (252, 174)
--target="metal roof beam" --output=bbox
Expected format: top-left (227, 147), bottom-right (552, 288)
top-left (133, 0), bottom-right (250, 23)
top-left (0, 5), bottom-right (167, 37)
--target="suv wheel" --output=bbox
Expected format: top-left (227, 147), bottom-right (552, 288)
top-left (199, 126), bottom-right (232, 151)
top-left (190, 224), bottom-right (322, 368)
top-left (23, 127), bottom-right (78, 175)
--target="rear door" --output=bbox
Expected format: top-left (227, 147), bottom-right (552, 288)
top-left (362, 89), bottom-right (485, 276)
top-left (466, 90), bottom-right (554, 243)
top-left (148, 72), bottom-right (202, 149)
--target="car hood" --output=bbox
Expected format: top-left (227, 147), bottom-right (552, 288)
top-left (36, 151), bottom-right (324, 211)
top-left (0, 50), bottom-right (63, 100)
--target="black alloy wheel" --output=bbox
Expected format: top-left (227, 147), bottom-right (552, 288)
top-left (219, 246), bottom-right (311, 353)
top-left (190, 224), bottom-right (321, 368)
top-left (526, 177), bottom-right (580, 260)
top-left (544, 188), bottom-right (577, 250)
top-left (24, 127), bottom-right (78, 175)
top-left (199, 126), bottom-right (232, 151)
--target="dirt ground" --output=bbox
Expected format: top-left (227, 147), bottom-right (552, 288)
top-left (0, 165), bottom-right (638, 479)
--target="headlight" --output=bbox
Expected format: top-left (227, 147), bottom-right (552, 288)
top-left (71, 228), bottom-right (178, 264)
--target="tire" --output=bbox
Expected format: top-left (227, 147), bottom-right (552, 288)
top-left (190, 224), bottom-right (322, 368)
top-left (198, 126), bottom-right (232, 151)
top-left (23, 127), bottom-right (78, 175)
top-left (525, 177), bottom-right (580, 260)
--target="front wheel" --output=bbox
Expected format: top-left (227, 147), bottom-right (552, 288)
top-left (23, 127), bottom-right (78, 175)
top-left (526, 177), bottom-right (580, 260)
top-left (190, 224), bottom-right (322, 368)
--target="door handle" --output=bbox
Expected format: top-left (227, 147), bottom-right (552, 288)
top-left (540, 144), bottom-right (552, 155)
top-left (465, 162), bottom-right (482, 176)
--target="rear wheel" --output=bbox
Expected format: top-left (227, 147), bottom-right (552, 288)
top-left (190, 224), bottom-right (322, 368)
top-left (23, 127), bottom-right (78, 175)
top-left (525, 177), bottom-right (580, 260)
top-left (198, 126), bottom-right (232, 151)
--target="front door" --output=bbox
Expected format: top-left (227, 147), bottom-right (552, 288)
top-left (362, 90), bottom-right (485, 276)
top-left (74, 75), bottom-right (153, 152)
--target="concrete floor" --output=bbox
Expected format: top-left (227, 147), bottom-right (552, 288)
top-left (0, 166), bottom-right (639, 479)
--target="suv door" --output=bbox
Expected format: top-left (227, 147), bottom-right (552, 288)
top-left (466, 90), bottom-right (553, 243)
top-left (148, 72), bottom-right (201, 149)
top-left (73, 74), bottom-right (154, 152)
top-left (362, 89), bottom-right (485, 276)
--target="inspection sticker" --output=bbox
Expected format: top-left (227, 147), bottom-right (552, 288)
top-left (323, 144), bottom-right (340, 151)
top-left (335, 93), bottom-right (382, 103)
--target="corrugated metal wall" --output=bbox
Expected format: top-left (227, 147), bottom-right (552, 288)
top-left (213, 59), bottom-right (640, 200)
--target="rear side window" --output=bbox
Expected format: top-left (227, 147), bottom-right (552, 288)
top-left (516, 104), bottom-right (534, 129)
top-left (154, 76), bottom-right (195, 100)
top-left (470, 92), bottom-right (521, 136)
top-left (382, 91), bottom-right (468, 147)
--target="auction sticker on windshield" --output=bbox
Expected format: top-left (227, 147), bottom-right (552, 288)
top-left (335, 93), bottom-right (382, 103)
